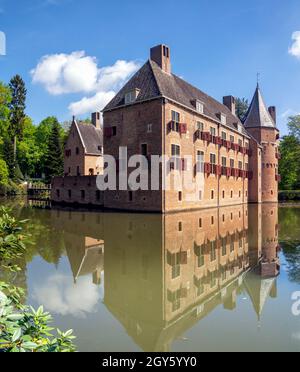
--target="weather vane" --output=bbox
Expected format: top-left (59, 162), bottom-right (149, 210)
top-left (257, 72), bottom-right (261, 86)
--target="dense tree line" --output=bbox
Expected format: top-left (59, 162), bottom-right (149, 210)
top-left (279, 116), bottom-right (300, 191)
top-left (0, 76), bottom-right (66, 194)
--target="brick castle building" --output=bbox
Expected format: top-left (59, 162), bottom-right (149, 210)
top-left (52, 44), bottom-right (280, 212)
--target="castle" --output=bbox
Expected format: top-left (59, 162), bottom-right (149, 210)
top-left (52, 44), bottom-right (280, 212)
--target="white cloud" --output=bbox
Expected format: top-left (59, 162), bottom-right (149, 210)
top-left (33, 273), bottom-right (102, 318)
top-left (31, 51), bottom-right (99, 95)
top-left (289, 31), bottom-right (300, 59)
top-left (31, 51), bottom-right (140, 115)
top-left (68, 91), bottom-right (115, 116)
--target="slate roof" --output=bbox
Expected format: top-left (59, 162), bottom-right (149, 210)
top-left (243, 85), bottom-right (276, 129)
top-left (76, 122), bottom-right (103, 155)
top-left (103, 60), bottom-right (249, 136)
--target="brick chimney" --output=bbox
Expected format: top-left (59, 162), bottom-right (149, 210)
top-left (223, 96), bottom-right (236, 115)
top-left (91, 112), bottom-right (101, 129)
top-left (268, 106), bottom-right (276, 124)
top-left (150, 44), bottom-right (171, 74)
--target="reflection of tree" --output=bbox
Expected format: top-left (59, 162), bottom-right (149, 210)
top-left (279, 208), bottom-right (300, 284)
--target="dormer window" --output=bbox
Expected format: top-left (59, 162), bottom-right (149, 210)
top-left (195, 100), bottom-right (204, 114)
top-left (220, 114), bottom-right (227, 125)
top-left (125, 89), bottom-right (140, 105)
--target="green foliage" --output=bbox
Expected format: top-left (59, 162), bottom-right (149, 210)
top-left (8, 75), bottom-right (27, 141)
top-left (0, 283), bottom-right (76, 352)
top-left (0, 207), bottom-right (28, 272)
top-left (0, 209), bottom-right (76, 352)
top-left (0, 159), bottom-right (9, 184)
top-left (279, 116), bottom-right (300, 191)
top-left (45, 118), bottom-right (64, 182)
top-left (235, 97), bottom-right (249, 121)
top-left (287, 115), bottom-right (300, 140)
top-left (0, 82), bottom-right (11, 139)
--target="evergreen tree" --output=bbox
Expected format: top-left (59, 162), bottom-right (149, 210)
top-left (45, 118), bottom-right (63, 182)
top-left (235, 98), bottom-right (249, 121)
top-left (3, 136), bottom-right (16, 179)
top-left (9, 75), bottom-right (27, 141)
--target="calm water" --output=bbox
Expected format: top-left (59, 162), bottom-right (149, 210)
top-left (1, 198), bottom-right (300, 352)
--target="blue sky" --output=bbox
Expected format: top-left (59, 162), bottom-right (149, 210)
top-left (0, 0), bottom-right (300, 134)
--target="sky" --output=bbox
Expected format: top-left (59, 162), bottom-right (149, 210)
top-left (0, 0), bottom-right (300, 135)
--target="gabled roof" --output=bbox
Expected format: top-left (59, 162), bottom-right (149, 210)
top-left (75, 121), bottom-right (103, 155)
top-left (103, 60), bottom-right (249, 136)
top-left (243, 85), bottom-right (275, 129)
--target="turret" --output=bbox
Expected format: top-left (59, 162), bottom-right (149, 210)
top-left (243, 85), bottom-right (280, 203)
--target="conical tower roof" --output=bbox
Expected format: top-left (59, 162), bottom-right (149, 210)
top-left (243, 85), bottom-right (275, 128)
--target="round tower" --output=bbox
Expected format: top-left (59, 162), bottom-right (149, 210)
top-left (243, 85), bottom-right (280, 203)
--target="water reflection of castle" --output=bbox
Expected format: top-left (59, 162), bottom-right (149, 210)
top-left (62, 204), bottom-right (279, 352)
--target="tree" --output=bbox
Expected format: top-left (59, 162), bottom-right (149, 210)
top-left (44, 118), bottom-right (64, 182)
top-left (3, 136), bottom-right (16, 179)
top-left (287, 115), bottom-right (300, 140)
top-left (0, 159), bottom-right (9, 184)
top-left (17, 117), bottom-right (42, 178)
top-left (279, 135), bottom-right (300, 190)
top-left (0, 82), bottom-right (11, 139)
top-left (235, 98), bottom-right (249, 121)
top-left (35, 117), bottom-right (66, 177)
top-left (8, 75), bottom-right (27, 141)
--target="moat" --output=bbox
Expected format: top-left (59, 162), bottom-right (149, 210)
top-left (1, 197), bottom-right (300, 352)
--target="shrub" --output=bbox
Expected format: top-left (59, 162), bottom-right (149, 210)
top-left (0, 282), bottom-right (76, 352)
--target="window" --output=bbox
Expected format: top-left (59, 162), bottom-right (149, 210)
top-left (81, 190), bottom-right (85, 199)
top-left (77, 166), bottom-right (80, 176)
top-left (221, 131), bottom-right (227, 140)
top-left (196, 100), bottom-right (204, 114)
top-left (76, 147), bottom-right (79, 155)
top-left (211, 216), bottom-right (214, 224)
top-left (230, 159), bottom-right (235, 168)
top-left (147, 124), bottom-right (152, 133)
top-left (245, 163), bottom-right (249, 171)
top-left (125, 89), bottom-right (139, 104)
top-left (221, 156), bottom-right (227, 167)
top-left (220, 114), bottom-right (226, 125)
top-left (239, 190), bottom-right (241, 198)
top-left (89, 168), bottom-right (94, 176)
top-left (112, 126), bottom-right (117, 136)
top-left (197, 246), bottom-right (205, 268)
top-left (230, 236), bottom-right (234, 252)
top-left (222, 214), bottom-right (225, 222)
top-left (199, 218), bottom-right (202, 228)
top-left (163, 45), bottom-right (170, 57)
top-left (178, 191), bottom-right (182, 201)
top-left (210, 153), bottom-right (216, 164)
top-left (222, 190), bottom-right (225, 199)
top-left (211, 190), bottom-right (214, 200)
top-left (210, 241), bottom-right (216, 262)
top-left (231, 191), bottom-right (233, 199)
top-left (196, 121), bottom-right (204, 132)
top-left (199, 190), bottom-right (203, 200)
top-left (68, 190), bottom-right (72, 199)
top-left (221, 238), bottom-right (227, 256)
top-left (98, 146), bottom-right (103, 154)
top-left (178, 222), bottom-right (182, 231)
top-left (171, 110), bottom-right (180, 132)
top-left (238, 161), bottom-right (243, 170)
top-left (238, 139), bottom-right (243, 146)
top-left (210, 127), bottom-right (216, 137)
top-left (245, 141), bottom-right (249, 149)
top-left (230, 135), bottom-right (235, 143)
top-left (68, 167), bottom-right (71, 174)
top-left (56, 189), bottom-right (60, 198)
top-left (171, 144), bottom-right (180, 157)
top-left (171, 253), bottom-right (181, 280)
top-left (197, 150), bottom-right (204, 172)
